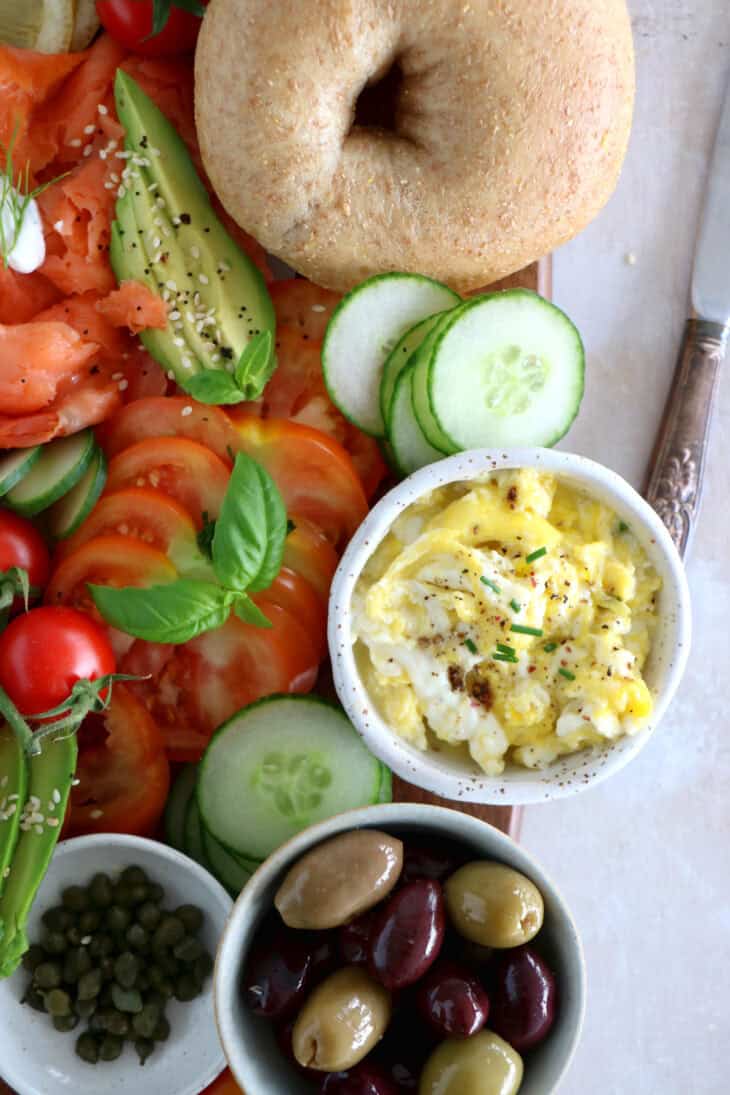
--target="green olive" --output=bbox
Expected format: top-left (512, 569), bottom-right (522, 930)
top-left (445, 862), bottom-right (544, 948)
top-left (292, 966), bottom-right (391, 1072)
top-left (419, 1031), bottom-right (524, 1095)
top-left (275, 830), bottom-right (403, 929)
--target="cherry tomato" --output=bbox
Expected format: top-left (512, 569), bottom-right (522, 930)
top-left (66, 683), bottom-right (170, 837)
top-left (105, 436), bottom-right (231, 528)
top-left (0, 509), bottom-right (50, 612)
top-left (0, 605), bottom-right (115, 717)
top-left (95, 1), bottom-right (208, 57)
top-left (99, 396), bottom-right (237, 464)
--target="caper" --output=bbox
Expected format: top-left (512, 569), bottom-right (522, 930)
top-left (147, 883), bottom-right (164, 903)
top-left (75, 1031), bottom-right (100, 1064)
top-left (174, 973), bottom-right (200, 1002)
top-left (193, 952), bottom-right (214, 983)
top-left (174, 905), bottom-right (203, 934)
top-left (78, 968), bottom-right (103, 1001)
top-left (152, 1015), bottom-right (171, 1042)
top-left (43, 906), bottom-right (73, 932)
top-left (89, 873), bottom-right (113, 908)
top-left (89, 933), bottom-right (115, 959)
top-left (137, 902), bottom-right (162, 931)
top-left (45, 989), bottom-right (72, 1017)
top-left (173, 936), bottom-right (204, 963)
top-left (126, 923), bottom-right (149, 951)
top-left (114, 951), bottom-right (139, 988)
top-left (63, 946), bottom-right (92, 983)
top-left (22, 986), bottom-right (47, 1012)
top-left (62, 885), bottom-right (89, 913)
top-left (107, 905), bottom-right (131, 933)
top-left (34, 961), bottom-right (62, 989)
top-left (53, 1013), bottom-right (79, 1032)
top-left (96, 1034), bottom-right (122, 1061)
top-left (41, 930), bottom-right (67, 955)
top-left (22, 944), bottom-right (45, 972)
top-left (75, 998), bottom-right (98, 1019)
top-left (79, 909), bottom-right (101, 935)
top-left (111, 984), bottom-right (143, 1013)
top-left (153, 916), bottom-right (185, 949)
top-left (134, 1037), bottom-right (154, 1065)
top-left (112, 883), bottom-right (138, 909)
top-left (128, 883), bottom-right (149, 905)
top-left (121, 866), bottom-right (148, 887)
top-left (66, 926), bottom-right (84, 947)
top-left (105, 1009), bottom-right (131, 1037)
top-left (132, 1002), bottom-right (161, 1039)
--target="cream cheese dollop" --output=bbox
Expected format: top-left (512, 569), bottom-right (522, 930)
top-left (0, 187), bottom-right (45, 274)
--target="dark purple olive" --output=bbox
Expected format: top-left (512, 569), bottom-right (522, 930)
top-left (275, 1019), bottom-right (322, 1079)
top-left (400, 838), bottom-right (467, 884)
top-left (368, 879), bottom-right (445, 990)
top-left (416, 960), bottom-right (490, 1038)
top-left (375, 1010), bottom-right (436, 1090)
top-left (320, 1061), bottom-right (399, 1094)
top-left (339, 910), bottom-right (376, 966)
top-left (490, 945), bottom-right (557, 1051)
top-left (243, 929), bottom-right (314, 1019)
top-left (309, 932), bottom-right (338, 983)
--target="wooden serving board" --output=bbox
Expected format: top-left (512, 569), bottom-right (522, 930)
top-left (392, 256), bottom-right (552, 844)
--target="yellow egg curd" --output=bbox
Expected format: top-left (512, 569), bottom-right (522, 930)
top-left (351, 469), bottom-right (661, 775)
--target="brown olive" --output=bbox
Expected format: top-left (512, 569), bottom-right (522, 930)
top-left (418, 1031), bottom-right (523, 1095)
top-left (292, 966), bottom-right (391, 1072)
top-left (275, 831), bottom-right (403, 930)
top-left (445, 862), bottom-right (544, 948)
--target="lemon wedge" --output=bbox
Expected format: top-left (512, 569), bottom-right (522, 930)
top-left (0, 0), bottom-right (75, 52)
top-left (70, 0), bottom-right (100, 51)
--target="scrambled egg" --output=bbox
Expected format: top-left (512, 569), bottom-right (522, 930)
top-left (352, 470), bottom-right (661, 775)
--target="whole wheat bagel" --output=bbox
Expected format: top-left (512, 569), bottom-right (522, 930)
top-left (195, 0), bottom-right (634, 293)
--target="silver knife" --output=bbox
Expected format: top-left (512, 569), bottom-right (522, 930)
top-left (645, 73), bottom-right (730, 559)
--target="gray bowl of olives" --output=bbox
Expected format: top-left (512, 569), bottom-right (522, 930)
top-left (214, 803), bottom-right (586, 1095)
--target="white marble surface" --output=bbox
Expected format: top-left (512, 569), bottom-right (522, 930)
top-left (522, 3), bottom-right (730, 1092)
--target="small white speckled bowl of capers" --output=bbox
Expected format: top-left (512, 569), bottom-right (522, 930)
top-left (214, 802), bottom-right (586, 1095)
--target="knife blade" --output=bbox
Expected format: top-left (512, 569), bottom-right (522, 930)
top-left (645, 72), bottom-right (730, 558)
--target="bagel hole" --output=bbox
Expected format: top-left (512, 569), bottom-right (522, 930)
top-left (352, 59), bottom-right (404, 135)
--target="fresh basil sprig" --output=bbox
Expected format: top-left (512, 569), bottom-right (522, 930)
top-left (184, 331), bottom-right (275, 405)
top-left (89, 452), bottom-right (287, 644)
top-left (150, 0), bottom-right (206, 38)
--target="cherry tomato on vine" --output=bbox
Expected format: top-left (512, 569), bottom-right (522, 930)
top-left (0, 509), bottom-right (50, 614)
top-left (0, 606), bottom-right (115, 718)
top-left (95, 0), bottom-right (208, 57)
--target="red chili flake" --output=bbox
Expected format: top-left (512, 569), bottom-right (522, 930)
top-left (528, 665), bottom-right (537, 674)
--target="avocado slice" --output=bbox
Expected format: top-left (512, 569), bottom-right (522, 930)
top-left (0, 733), bottom-right (77, 978)
top-left (0, 725), bottom-right (26, 900)
top-left (112, 70), bottom-right (275, 397)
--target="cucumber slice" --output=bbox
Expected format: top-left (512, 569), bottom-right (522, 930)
top-left (388, 362), bottom-right (445, 476)
top-left (5, 431), bottom-right (95, 516)
top-left (201, 825), bottom-right (258, 895)
top-left (411, 309), bottom-right (465, 453)
top-left (47, 447), bottom-right (107, 539)
top-left (164, 765), bottom-right (197, 851)
top-left (380, 313), bottom-right (446, 432)
top-left (0, 447), bottom-right (41, 497)
top-left (198, 695), bottom-right (387, 862)
top-left (377, 763), bottom-right (392, 804)
top-left (323, 273), bottom-right (460, 437)
top-left (427, 290), bottom-right (585, 450)
top-left (184, 795), bottom-right (206, 866)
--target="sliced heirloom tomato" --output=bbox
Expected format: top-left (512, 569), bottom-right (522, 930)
top-left (98, 396), bottom-right (238, 463)
top-left (270, 279), bottom-right (341, 341)
top-left (65, 683), bottom-right (170, 837)
top-left (282, 515), bottom-right (339, 605)
top-left (253, 566), bottom-right (327, 660)
top-left (55, 487), bottom-right (212, 577)
top-left (104, 436), bottom-right (231, 527)
top-left (230, 417), bottom-right (368, 549)
top-left (121, 604), bottom-right (320, 762)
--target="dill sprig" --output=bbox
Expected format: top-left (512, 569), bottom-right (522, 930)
top-left (0, 123), bottom-right (67, 269)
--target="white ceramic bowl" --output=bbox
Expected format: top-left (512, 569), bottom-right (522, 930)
top-left (0, 833), bottom-right (233, 1095)
top-left (215, 802), bottom-right (586, 1094)
top-left (328, 448), bottom-right (691, 804)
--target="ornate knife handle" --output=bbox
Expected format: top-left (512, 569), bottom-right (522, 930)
top-left (645, 319), bottom-right (727, 558)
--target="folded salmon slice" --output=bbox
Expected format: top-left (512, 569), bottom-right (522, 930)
top-left (0, 320), bottom-right (99, 415)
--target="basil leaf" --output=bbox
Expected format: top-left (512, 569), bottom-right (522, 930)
top-left (233, 595), bottom-right (273, 629)
top-left (211, 453), bottom-right (287, 593)
top-left (234, 330), bottom-right (276, 401)
top-left (150, 0), bottom-right (173, 36)
top-left (173, 0), bottom-right (206, 15)
top-left (89, 580), bottom-right (232, 644)
top-left (183, 370), bottom-right (245, 406)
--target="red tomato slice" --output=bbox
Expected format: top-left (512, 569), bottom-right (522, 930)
top-left (99, 396), bottom-right (238, 463)
top-left (65, 683), bottom-right (170, 837)
top-left (282, 515), bottom-right (339, 605)
top-left (56, 487), bottom-right (204, 576)
top-left (253, 566), bottom-right (327, 660)
top-left (230, 417), bottom-right (368, 548)
top-left (121, 604), bottom-right (319, 760)
top-left (270, 280), bottom-right (341, 341)
top-left (105, 437), bottom-right (231, 527)
top-left (45, 534), bottom-right (177, 618)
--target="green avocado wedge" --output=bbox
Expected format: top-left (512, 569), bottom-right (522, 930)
top-left (112, 70), bottom-right (276, 401)
top-left (0, 733), bottom-right (77, 979)
top-left (0, 725), bottom-right (27, 901)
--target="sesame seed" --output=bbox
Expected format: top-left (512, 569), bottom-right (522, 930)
top-left (83, 144), bottom-right (93, 157)
top-left (46, 817), bottom-right (60, 828)
top-left (311, 304), bottom-right (326, 313)
top-left (108, 139), bottom-right (118, 149)
top-left (98, 104), bottom-right (109, 115)
top-left (118, 379), bottom-right (129, 392)
top-left (167, 370), bottom-right (176, 380)
top-left (190, 245), bottom-right (200, 259)
top-left (89, 809), bottom-right (103, 819)
top-left (99, 149), bottom-right (108, 160)
top-left (83, 124), bottom-right (96, 135)
top-left (110, 172), bottom-right (120, 183)
top-left (165, 280), bottom-right (177, 291)
top-left (103, 181), bottom-right (114, 190)
top-left (72, 778), bottom-right (80, 786)
top-left (152, 236), bottom-right (161, 249)
top-left (115, 150), bottom-right (131, 160)
top-left (181, 406), bottom-right (193, 417)
top-left (68, 138), bottom-right (82, 148)
top-left (198, 274), bottom-right (209, 285)
top-left (117, 185), bottom-right (126, 199)
top-left (173, 337), bottom-right (186, 348)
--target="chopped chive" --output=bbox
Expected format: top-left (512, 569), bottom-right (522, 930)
top-left (525, 546), bottom-right (548, 564)
top-left (480, 576), bottom-right (501, 595)
top-left (463, 638), bottom-right (478, 655)
top-left (558, 668), bottom-right (576, 681)
top-left (509, 599), bottom-right (521, 613)
top-left (618, 520), bottom-right (630, 533)
top-left (493, 652), bottom-right (518, 664)
top-left (510, 624), bottom-right (544, 637)
top-left (543, 642), bottom-right (558, 653)
top-left (496, 643), bottom-right (517, 656)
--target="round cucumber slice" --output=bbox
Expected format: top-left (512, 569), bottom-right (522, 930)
top-left (183, 795), bottom-right (206, 867)
top-left (5, 431), bottom-right (95, 516)
top-left (201, 825), bottom-right (257, 895)
top-left (323, 273), bottom-right (460, 437)
top-left (380, 313), bottom-right (446, 432)
top-left (427, 290), bottom-right (585, 450)
top-left (388, 362), bottom-right (445, 476)
top-left (47, 447), bottom-right (106, 539)
top-left (0, 446), bottom-right (41, 497)
top-left (164, 765), bottom-right (197, 851)
top-left (198, 695), bottom-right (386, 862)
top-left (411, 311), bottom-right (464, 454)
